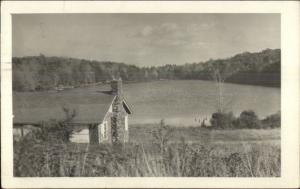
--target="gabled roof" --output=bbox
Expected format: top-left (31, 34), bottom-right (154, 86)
top-left (13, 84), bottom-right (131, 125)
top-left (122, 99), bottom-right (132, 115)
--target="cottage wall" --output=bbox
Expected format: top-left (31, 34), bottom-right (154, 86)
top-left (124, 115), bottom-right (129, 142)
top-left (70, 127), bottom-right (90, 143)
top-left (99, 105), bottom-right (113, 143)
top-left (13, 125), bottom-right (40, 141)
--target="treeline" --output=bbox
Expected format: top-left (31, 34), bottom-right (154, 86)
top-left (208, 110), bottom-right (281, 130)
top-left (12, 56), bottom-right (149, 91)
top-left (166, 48), bottom-right (280, 87)
top-left (12, 48), bottom-right (280, 91)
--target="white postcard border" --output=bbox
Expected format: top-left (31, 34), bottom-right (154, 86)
top-left (1, 1), bottom-right (299, 188)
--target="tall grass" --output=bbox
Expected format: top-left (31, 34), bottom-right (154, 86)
top-left (13, 120), bottom-right (280, 177)
top-left (14, 139), bottom-right (280, 177)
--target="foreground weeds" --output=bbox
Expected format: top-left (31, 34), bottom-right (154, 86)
top-left (14, 139), bottom-right (280, 177)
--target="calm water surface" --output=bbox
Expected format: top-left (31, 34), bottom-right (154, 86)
top-left (122, 80), bottom-right (280, 126)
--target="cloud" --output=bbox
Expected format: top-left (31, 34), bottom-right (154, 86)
top-left (160, 23), bottom-right (178, 32)
top-left (132, 22), bottom-right (215, 48)
top-left (140, 25), bottom-right (153, 36)
top-left (132, 23), bottom-right (184, 47)
top-left (134, 23), bottom-right (179, 38)
top-left (136, 22), bottom-right (215, 38)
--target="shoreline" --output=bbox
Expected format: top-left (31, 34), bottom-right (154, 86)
top-left (12, 78), bottom-right (280, 93)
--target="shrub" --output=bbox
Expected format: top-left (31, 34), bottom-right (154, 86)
top-left (37, 120), bottom-right (74, 143)
top-left (208, 110), bottom-right (280, 130)
top-left (237, 110), bottom-right (261, 129)
top-left (33, 107), bottom-right (76, 143)
top-left (210, 112), bottom-right (236, 129)
top-left (261, 111), bottom-right (281, 129)
top-left (151, 119), bottom-right (174, 156)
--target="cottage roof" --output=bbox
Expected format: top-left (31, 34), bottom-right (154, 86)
top-left (13, 84), bottom-right (131, 125)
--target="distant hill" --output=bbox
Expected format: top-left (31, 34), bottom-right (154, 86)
top-left (12, 48), bottom-right (280, 91)
top-left (166, 48), bottom-right (280, 87)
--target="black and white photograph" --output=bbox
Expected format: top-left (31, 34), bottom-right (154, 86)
top-left (1, 1), bottom-right (299, 188)
top-left (11, 13), bottom-right (282, 177)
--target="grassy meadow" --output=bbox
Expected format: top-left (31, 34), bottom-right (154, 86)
top-left (130, 124), bottom-right (280, 144)
top-left (14, 125), bottom-right (280, 177)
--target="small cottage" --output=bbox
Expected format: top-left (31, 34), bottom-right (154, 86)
top-left (13, 79), bottom-right (132, 144)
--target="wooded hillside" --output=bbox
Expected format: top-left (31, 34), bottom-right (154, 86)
top-left (12, 48), bottom-right (280, 91)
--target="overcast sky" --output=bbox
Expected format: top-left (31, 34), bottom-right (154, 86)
top-left (13, 14), bottom-right (280, 66)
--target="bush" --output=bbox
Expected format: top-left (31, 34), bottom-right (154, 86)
top-left (210, 112), bottom-right (236, 129)
top-left (17, 108), bottom-right (76, 143)
top-left (208, 110), bottom-right (280, 130)
top-left (151, 119), bottom-right (174, 156)
top-left (261, 112), bottom-right (281, 129)
top-left (37, 120), bottom-right (74, 143)
top-left (38, 107), bottom-right (76, 142)
top-left (237, 110), bottom-right (261, 129)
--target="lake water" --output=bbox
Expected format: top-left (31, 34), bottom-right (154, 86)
top-left (122, 80), bottom-right (280, 126)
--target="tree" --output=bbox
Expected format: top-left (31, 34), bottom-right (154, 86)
top-left (208, 60), bottom-right (233, 113)
top-left (237, 110), bottom-right (261, 129)
top-left (79, 62), bottom-right (95, 84)
top-left (210, 112), bottom-right (236, 129)
top-left (261, 111), bottom-right (280, 128)
top-left (12, 49), bottom-right (281, 92)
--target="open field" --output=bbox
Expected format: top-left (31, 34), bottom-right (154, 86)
top-left (14, 127), bottom-right (280, 177)
top-left (130, 124), bottom-right (281, 144)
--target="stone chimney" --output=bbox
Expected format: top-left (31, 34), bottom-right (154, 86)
top-left (111, 78), bottom-right (123, 96)
top-left (110, 78), bottom-right (124, 144)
